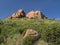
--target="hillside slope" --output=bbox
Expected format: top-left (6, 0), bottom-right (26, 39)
top-left (0, 18), bottom-right (60, 45)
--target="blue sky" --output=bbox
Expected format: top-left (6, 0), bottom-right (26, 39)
top-left (0, 0), bottom-right (60, 19)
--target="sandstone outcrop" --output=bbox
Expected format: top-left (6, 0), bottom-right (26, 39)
top-left (6, 9), bottom-right (48, 19)
top-left (26, 11), bottom-right (35, 19)
top-left (23, 29), bottom-right (40, 42)
top-left (26, 10), bottom-right (47, 19)
top-left (11, 9), bottom-right (26, 18)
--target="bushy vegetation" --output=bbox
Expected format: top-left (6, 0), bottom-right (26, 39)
top-left (22, 35), bottom-right (34, 45)
top-left (0, 18), bottom-right (60, 45)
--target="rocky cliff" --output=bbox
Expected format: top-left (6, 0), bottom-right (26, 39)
top-left (6, 9), bottom-right (48, 19)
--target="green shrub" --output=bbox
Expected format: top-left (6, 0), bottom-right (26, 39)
top-left (22, 35), bottom-right (34, 45)
top-left (0, 18), bottom-right (60, 45)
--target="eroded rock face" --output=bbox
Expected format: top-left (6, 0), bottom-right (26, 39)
top-left (26, 10), bottom-right (48, 19)
top-left (12, 9), bottom-right (26, 18)
top-left (6, 9), bottom-right (48, 19)
top-left (26, 11), bottom-right (35, 19)
top-left (23, 29), bottom-right (40, 42)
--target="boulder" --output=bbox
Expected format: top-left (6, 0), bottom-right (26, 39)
top-left (26, 10), bottom-right (48, 19)
top-left (12, 9), bottom-right (26, 18)
top-left (23, 29), bottom-right (40, 42)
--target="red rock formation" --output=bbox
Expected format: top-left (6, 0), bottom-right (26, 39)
top-left (26, 11), bottom-right (35, 19)
top-left (26, 10), bottom-right (48, 19)
top-left (6, 9), bottom-right (48, 19)
top-left (12, 9), bottom-right (26, 18)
